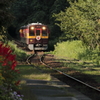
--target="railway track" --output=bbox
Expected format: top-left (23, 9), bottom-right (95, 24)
top-left (26, 52), bottom-right (100, 100)
top-left (14, 40), bottom-right (35, 55)
top-left (14, 40), bottom-right (25, 48)
top-left (14, 40), bottom-right (100, 100)
top-left (14, 38), bottom-right (100, 100)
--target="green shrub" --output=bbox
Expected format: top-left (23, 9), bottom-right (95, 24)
top-left (54, 40), bottom-right (86, 59)
top-left (7, 41), bottom-right (28, 61)
top-left (0, 43), bottom-right (23, 100)
top-left (53, 40), bottom-right (100, 65)
top-left (80, 47), bottom-right (100, 64)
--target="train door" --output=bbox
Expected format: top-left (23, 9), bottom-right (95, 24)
top-left (36, 29), bottom-right (41, 41)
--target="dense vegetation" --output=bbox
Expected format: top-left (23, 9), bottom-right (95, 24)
top-left (8, 0), bottom-right (69, 49)
top-left (53, 40), bottom-right (100, 65)
top-left (52, 0), bottom-right (100, 65)
top-left (0, 0), bottom-right (15, 41)
top-left (0, 0), bottom-right (100, 63)
top-left (0, 0), bottom-right (100, 99)
top-left (54, 0), bottom-right (100, 50)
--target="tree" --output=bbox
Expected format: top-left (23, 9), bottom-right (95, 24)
top-left (54, 0), bottom-right (100, 49)
top-left (10, 0), bottom-right (68, 40)
top-left (0, 0), bottom-right (15, 41)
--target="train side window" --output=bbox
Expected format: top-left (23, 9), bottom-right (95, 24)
top-left (36, 30), bottom-right (40, 36)
top-left (29, 27), bottom-right (35, 36)
top-left (42, 30), bottom-right (47, 36)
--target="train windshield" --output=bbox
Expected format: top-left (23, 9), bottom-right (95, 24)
top-left (29, 26), bottom-right (35, 36)
top-left (42, 30), bottom-right (47, 36)
top-left (36, 30), bottom-right (40, 36)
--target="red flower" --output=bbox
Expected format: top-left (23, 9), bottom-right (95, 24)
top-left (11, 61), bottom-right (17, 70)
top-left (15, 70), bottom-right (20, 73)
top-left (5, 50), bottom-right (12, 58)
top-left (15, 80), bottom-right (20, 86)
top-left (0, 44), bottom-right (3, 54)
top-left (2, 47), bottom-right (10, 56)
top-left (6, 54), bottom-right (16, 61)
top-left (2, 61), bottom-right (7, 66)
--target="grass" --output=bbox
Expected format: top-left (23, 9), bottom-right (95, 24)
top-left (16, 65), bottom-right (51, 80)
top-left (51, 40), bottom-right (100, 83)
top-left (53, 40), bottom-right (100, 65)
top-left (16, 64), bottom-right (75, 99)
top-left (7, 41), bottom-right (28, 61)
top-left (16, 65), bottom-right (51, 100)
top-left (8, 39), bottom-right (100, 99)
top-left (54, 56), bottom-right (100, 84)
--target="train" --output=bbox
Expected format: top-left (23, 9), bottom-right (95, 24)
top-left (19, 22), bottom-right (50, 50)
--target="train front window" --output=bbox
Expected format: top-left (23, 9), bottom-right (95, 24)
top-left (36, 30), bottom-right (40, 36)
top-left (42, 30), bottom-right (47, 36)
top-left (29, 27), bottom-right (35, 36)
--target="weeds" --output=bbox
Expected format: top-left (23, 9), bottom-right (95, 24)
top-left (7, 41), bottom-right (28, 61)
top-left (53, 40), bottom-right (100, 65)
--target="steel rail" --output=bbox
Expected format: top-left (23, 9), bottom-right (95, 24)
top-left (26, 54), bottom-right (34, 64)
top-left (40, 54), bottom-right (100, 93)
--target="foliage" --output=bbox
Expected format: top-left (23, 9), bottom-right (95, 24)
top-left (16, 65), bottom-right (52, 100)
top-left (0, 0), bottom-right (15, 27)
top-left (0, 43), bottom-right (23, 100)
top-left (53, 40), bottom-right (100, 65)
top-left (54, 40), bottom-right (86, 59)
top-left (79, 47), bottom-right (100, 64)
top-left (17, 65), bottom-right (51, 80)
top-left (0, 27), bottom-right (7, 41)
top-left (9, 0), bottom-right (69, 49)
top-left (11, 0), bottom-right (68, 25)
top-left (0, 0), bottom-right (15, 41)
top-left (53, 0), bottom-right (100, 50)
top-left (11, 0), bottom-right (52, 25)
top-left (7, 41), bottom-right (28, 61)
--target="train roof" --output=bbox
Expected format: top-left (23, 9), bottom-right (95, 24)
top-left (28, 22), bottom-right (42, 25)
top-left (20, 22), bottom-right (47, 29)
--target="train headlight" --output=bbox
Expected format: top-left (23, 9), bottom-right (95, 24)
top-left (29, 39), bottom-right (33, 42)
top-left (42, 26), bottom-right (46, 30)
top-left (30, 27), bottom-right (34, 30)
top-left (19, 29), bottom-right (22, 33)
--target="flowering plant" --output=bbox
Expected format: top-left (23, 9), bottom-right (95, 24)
top-left (0, 43), bottom-right (23, 100)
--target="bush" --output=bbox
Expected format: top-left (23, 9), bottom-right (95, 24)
top-left (0, 43), bottom-right (23, 100)
top-left (54, 40), bottom-right (86, 59)
top-left (7, 41), bottom-right (28, 61)
top-left (79, 47), bottom-right (100, 64)
top-left (53, 40), bottom-right (100, 65)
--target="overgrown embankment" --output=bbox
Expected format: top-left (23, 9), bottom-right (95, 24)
top-left (53, 40), bottom-right (100, 65)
